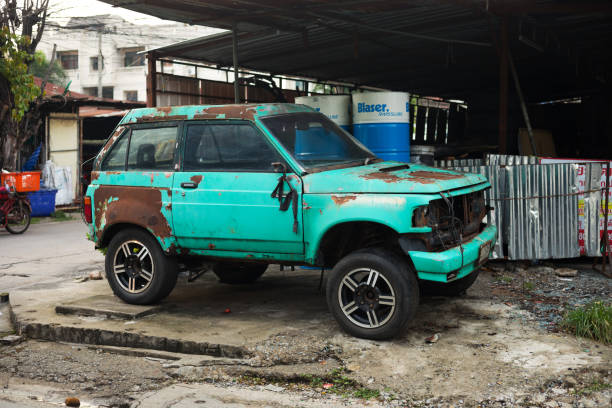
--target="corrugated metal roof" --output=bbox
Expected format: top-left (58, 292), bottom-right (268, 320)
top-left (101, 0), bottom-right (612, 100)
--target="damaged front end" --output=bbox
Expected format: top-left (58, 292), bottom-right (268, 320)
top-left (399, 187), bottom-right (496, 284)
top-left (408, 189), bottom-right (489, 252)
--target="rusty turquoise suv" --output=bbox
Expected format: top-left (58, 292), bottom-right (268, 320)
top-left (84, 103), bottom-right (496, 340)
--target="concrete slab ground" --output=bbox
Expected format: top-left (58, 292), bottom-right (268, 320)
top-left (7, 264), bottom-right (612, 404)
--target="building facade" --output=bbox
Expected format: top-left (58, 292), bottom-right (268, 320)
top-left (38, 15), bottom-right (222, 102)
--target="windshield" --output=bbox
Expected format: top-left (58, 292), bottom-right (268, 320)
top-left (260, 112), bottom-right (376, 171)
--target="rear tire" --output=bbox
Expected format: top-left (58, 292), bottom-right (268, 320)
top-left (5, 201), bottom-right (31, 234)
top-left (326, 248), bottom-right (419, 340)
top-left (213, 262), bottom-right (267, 284)
top-left (105, 228), bottom-right (178, 305)
top-left (419, 269), bottom-right (480, 297)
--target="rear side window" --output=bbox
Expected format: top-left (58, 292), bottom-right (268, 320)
top-left (183, 123), bottom-right (281, 172)
top-left (127, 127), bottom-right (177, 171)
top-left (101, 131), bottom-right (129, 171)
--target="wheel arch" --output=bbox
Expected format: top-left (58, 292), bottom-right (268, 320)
top-left (314, 220), bottom-right (408, 268)
top-left (98, 222), bottom-right (175, 253)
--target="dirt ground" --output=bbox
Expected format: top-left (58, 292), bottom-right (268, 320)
top-left (1, 258), bottom-right (610, 407)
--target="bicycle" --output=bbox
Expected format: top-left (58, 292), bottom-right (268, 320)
top-left (0, 184), bottom-right (32, 234)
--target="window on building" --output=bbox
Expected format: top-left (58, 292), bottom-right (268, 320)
top-left (83, 87), bottom-right (98, 97)
top-left (127, 127), bottom-right (177, 171)
top-left (57, 50), bottom-right (78, 70)
top-left (183, 124), bottom-right (282, 172)
top-left (122, 47), bottom-right (145, 67)
top-left (102, 86), bottom-right (114, 99)
top-left (124, 90), bottom-right (138, 101)
top-left (82, 86), bottom-right (114, 98)
top-left (90, 56), bottom-right (104, 71)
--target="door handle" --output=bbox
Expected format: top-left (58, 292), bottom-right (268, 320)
top-left (180, 182), bottom-right (198, 189)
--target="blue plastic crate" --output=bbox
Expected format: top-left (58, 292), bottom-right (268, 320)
top-left (27, 189), bottom-right (57, 217)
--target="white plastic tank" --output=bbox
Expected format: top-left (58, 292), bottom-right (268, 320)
top-left (294, 95), bottom-right (351, 132)
top-left (352, 92), bottom-right (411, 162)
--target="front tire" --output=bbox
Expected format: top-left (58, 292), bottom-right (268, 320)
top-left (326, 248), bottom-right (419, 340)
top-left (212, 262), bottom-right (267, 284)
top-left (105, 228), bottom-right (178, 305)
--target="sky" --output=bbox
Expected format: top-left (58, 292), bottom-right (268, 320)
top-left (47, 0), bottom-right (168, 25)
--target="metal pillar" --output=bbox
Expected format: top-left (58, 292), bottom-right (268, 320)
top-left (498, 17), bottom-right (508, 154)
top-left (97, 30), bottom-right (103, 98)
top-left (232, 22), bottom-right (240, 103)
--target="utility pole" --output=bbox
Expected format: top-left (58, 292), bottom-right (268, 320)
top-left (97, 27), bottom-right (103, 98)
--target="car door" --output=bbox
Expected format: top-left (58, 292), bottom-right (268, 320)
top-left (172, 120), bottom-right (304, 254)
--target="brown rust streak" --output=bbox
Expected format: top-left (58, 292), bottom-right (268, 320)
top-left (361, 170), bottom-right (464, 184)
top-left (136, 115), bottom-right (187, 123)
top-left (156, 106), bottom-right (172, 114)
top-left (361, 172), bottom-right (407, 184)
top-left (331, 195), bottom-right (358, 205)
top-left (93, 186), bottom-right (172, 241)
top-left (194, 105), bottom-right (258, 121)
top-left (190, 175), bottom-right (203, 185)
top-left (409, 171), bottom-right (464, 180)
top-left (90, 171), bottom-right (99, 181)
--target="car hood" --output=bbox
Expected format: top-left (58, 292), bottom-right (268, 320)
top-left (302, 162), bottom-right (487, 194)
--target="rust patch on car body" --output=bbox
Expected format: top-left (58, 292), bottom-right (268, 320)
top-left (93, 186), bottom-right (172, 241)
top-left (136, 114), bottom-right (188, 123)
top-left (409, 171), bottom-right (464, 180)
top-left (193, 105), bottom-right (258, 121)
top-left (361, 170), bottom-right (465, 184)
top-left (190, 175), bottom-right (203, 185)
top-left (156, 106), bottom-right (173, 114)
top-left (208, 243), bottom-right (216, 249)
top-left (90, 171), bottom-right (99, 181)
top-left (331, 195), bottom-right (358, 205)
top-left (360, 172), bottom-right (407, 183)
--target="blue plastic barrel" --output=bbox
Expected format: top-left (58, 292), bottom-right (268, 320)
top-left (352, 92), bottom-right (411, 162)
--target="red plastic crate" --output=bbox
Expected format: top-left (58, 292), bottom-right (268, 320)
top-left (1, 171), bottom-right (41, 192)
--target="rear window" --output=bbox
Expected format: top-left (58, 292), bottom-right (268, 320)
top-left (127, 127), bottom-right (177, 171)
top-left (101, 131), bottom-right (129, 171)
top-left (100, 126), bottom-right (177, 171)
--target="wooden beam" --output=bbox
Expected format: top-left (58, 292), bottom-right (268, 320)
top-left (146, 52), bottom-right (157, 108)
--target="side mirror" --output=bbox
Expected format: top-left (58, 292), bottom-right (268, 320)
top-left (271, 162), bottom-right (288, 174)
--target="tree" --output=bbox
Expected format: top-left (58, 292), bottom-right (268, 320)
top-left (30, 50), bottom-right (66, 86)
top-left (0, 0), bottom-right (49, 171)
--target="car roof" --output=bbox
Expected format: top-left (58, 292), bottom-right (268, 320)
top-left (119, 103), bottom-right (316, 125)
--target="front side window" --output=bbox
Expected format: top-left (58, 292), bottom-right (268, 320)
top-left (183, 123), bottom-right (282, 172)
top-left (261, 112), bottom-right (374, 171)
top-left (127, 127), bottom-right (177, 171)
top-left (101, 131), bottom-right (129, 171)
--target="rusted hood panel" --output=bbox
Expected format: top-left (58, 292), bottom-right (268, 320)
top-left (303, 162), bottom-right (487, 194)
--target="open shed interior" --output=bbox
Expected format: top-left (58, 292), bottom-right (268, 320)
top-left (100, 0), bottom-right (612, 159)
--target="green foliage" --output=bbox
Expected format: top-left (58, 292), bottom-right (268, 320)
top-left (562, 301), bottom-right (611, 344)
top-left (523, 281), bottom-right (535, 291)
top-left (0, 27), bottom-right (41, 121)
top-left (571, 380), bottom-right (611, 396)
top-left (51, 210), bottom-right (70, 220)
top-left (30, 51), bottom-right (67, 86)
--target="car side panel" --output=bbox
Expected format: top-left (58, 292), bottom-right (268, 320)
top-left (89, 171), bottom-right (177, 251)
